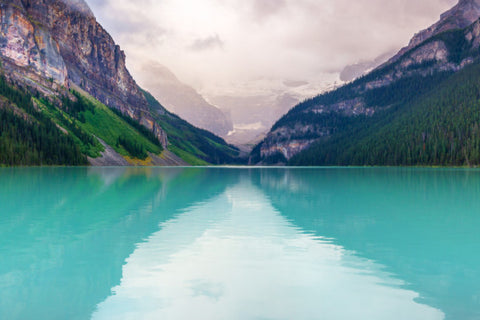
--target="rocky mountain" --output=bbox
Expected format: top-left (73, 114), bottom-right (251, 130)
top-left (139, 63), bottom-right (233, 137)
top-left (387, 0), bottom-right (480, 65)
top-left (253, 0), bottom-right (480, 165)
top-left (0, 0), bottom-right (168, 145)
top-left (0, 0), bottom-right (239, 166)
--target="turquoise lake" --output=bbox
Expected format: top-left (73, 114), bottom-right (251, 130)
top-left (0, 167), bottom-right (479, 320)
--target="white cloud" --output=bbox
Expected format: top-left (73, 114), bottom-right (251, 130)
top-left (85, 0), bottom-right (457, 95)
top-left (189, 34), bottom-right (224, 51)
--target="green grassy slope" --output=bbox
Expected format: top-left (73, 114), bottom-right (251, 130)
top-left (0, 71), bottom-right (242, 166)
top-left (0, 72), bottom-right (166, 165)
top-left (76, 94), bottom-right (162, 158)
top-left (38, 90), bottom-right (163, 161)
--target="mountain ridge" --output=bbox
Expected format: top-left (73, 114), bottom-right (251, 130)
top-left (386, 0), bottom-right (480, 66)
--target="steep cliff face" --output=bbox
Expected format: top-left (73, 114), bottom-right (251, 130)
top-left (0, 0), bottom-right (167, 146)
top-left (256, 0), bottom-right (480, 163)
top-left (0, 0), bottom-right (68, 88)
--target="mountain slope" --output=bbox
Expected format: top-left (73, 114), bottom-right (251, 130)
top-left (140, 64), bottom-right (233, 137)
top-left (290, 62), bottom-right (480, 166)
top-left (253, 0), bottom-right (480, 166)
top-left (0, 0), bottom-right (239, 166)
top-left (0, 0), bottom-right (167, 145)
top-left (387, 0), bottom-right (480, 65)
top-left (0, 71), bottom-right (172, 166)
top-left (143, 90), bottom-right (241, 165)
top-left (0, 75), bottom-right (87, 166)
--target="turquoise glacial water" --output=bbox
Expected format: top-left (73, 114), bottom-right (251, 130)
top-left (0, 167), bottom-right (479, 320)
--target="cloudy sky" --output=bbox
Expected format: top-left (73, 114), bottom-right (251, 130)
top-left (84, 0), bottom-right (457, 96)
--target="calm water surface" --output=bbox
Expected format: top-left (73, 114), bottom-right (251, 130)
top-left (0, 167), bottom-right (479, 320)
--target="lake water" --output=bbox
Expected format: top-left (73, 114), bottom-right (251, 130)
top-left (0, 167), bottom-right (479, 320)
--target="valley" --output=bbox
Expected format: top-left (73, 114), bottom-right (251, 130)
top-left (3, 0), bottom-right (480, 167)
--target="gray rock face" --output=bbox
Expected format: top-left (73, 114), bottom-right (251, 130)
top-left (0, 0), bottom-right (68, 85)
top-left (260, 124), bottom-right (329, 161)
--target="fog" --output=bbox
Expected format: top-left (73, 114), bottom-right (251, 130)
top-left (85, 0), bottom-right (456, 96)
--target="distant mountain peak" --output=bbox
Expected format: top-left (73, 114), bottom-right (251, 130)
top-left (440, 0), bottom-right (480, 25)
top-left (456, 0), bottom-right (480, 8)
top-left (140, 63), bottom-right (233, 137)
top-left (387, 0), bottom-right (480, 65)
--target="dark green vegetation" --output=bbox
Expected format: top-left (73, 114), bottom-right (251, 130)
top-left (0, 72), bottom-right (241, 166)
top-left (110, 107), bottom-right (162, 148)
top-left (0, 72), bottom-right (162, 166)
top-left (290, 63), bottom-right (480, 166)
top-left (117, 135), bottom-right (148, 160)
top-left (143, 90), bottom-right (241, 165)
top-left (36, 89), bottom-right (163, 161)
top-left (0, 76), bottom-right (87, 165)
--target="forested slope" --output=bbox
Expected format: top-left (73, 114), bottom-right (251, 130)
top-left (0, 76), bottom-right (87, 166)
top-left (290, 63), bottom-right (480, 166)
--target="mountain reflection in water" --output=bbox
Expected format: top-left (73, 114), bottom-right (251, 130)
top-left (1, 168), bottom-right (479, 320)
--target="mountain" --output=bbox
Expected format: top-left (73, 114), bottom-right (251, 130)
top-left (143, 90), bottom-right (241, 165)
top-left (339, 50), bottom-right (396, 82)
top-left (0, 0), bottom-right (166, 144)
top-left (252, 0), bottom-right (480, 166)
top-left (210, 91), bottom-right (299, 147)
top-left (139, 63), bottom-right (233, 137)
top-left (0, 0), bottom-right (239, 166)
top-left (387, 0), bottom-right (480, 65)
top-left (206, 77), bottom-right (335, 148)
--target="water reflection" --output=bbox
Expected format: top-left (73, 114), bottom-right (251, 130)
top-left (0, 167), bottom-right (238, 320)
top-left (255, 168), bottom-right (480, 320)
top-left (92, 173), bottom-right (443, 320)
top-left (1, 168), bottom-right (478, 319)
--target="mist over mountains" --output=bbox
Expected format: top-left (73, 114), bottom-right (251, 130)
top-left (253, 0), bottom-right (480, 166)
top-left (84, 0), bottom-right (456, 147)
top-left (137, 63), bottom-right (233, 138)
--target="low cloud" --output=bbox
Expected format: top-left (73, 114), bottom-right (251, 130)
top-left (189, 34), bottom-right (224, 51)
top-left (85, 0), bottom-right (458, 96)
top-left (251, 0), bottom-right (287, 22)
